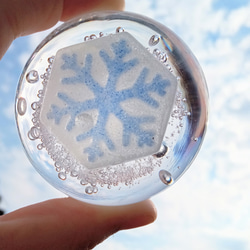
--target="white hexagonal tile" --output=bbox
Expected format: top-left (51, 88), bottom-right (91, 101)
top-left (40, 32), bottom-right (177, 169)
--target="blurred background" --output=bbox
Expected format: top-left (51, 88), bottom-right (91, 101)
top-left (0, 0), bottom-right (249, 249)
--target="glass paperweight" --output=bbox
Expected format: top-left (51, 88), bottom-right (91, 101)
top-left (15, 11), bottom-right (208, 205)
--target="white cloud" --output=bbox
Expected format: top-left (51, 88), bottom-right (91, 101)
top-left (218, 4), bottom-right (250, 36)
top-left (2, 101), bottom-right (14, 120)
top-left (0, 83), bottom-right (11, 94)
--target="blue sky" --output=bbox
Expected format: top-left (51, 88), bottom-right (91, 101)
top-left (1, 0), bottom-right (250, 249)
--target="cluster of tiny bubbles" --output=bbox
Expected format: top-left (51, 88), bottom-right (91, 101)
top-left (26, 70), bottom-right (39, 84)
top-left (161, 89), bottom-right (191, 153)
top-left (83, 27), bottom-right (124, 43)
top-left (38, 125), bottom-right (164, 194)
top-left (40, 56), bottom-right (55, 86)
top-left (159, 170), bottom-right (174, 185)
top-left (170, 90), bottom-right (191, 128)
top-left (27, 56), bottom-right (55, 150)
top-left (80, 155), bottom-right (161, 194)
top-left (149, 34), bottom-right (160, 46)
top-left (152, 48), bottom-right (169, 66)
top-left (17, 97), bottom-right (27, 116)
top-left (147, 35), bottom-right (177, 76)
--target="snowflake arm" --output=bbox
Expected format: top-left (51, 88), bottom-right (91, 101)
top-left (61, 53), bottom-right (103, 95)
top-left (61, 53), bottom-right (81, 83)
top-left (131, 67), bottom-right (170, 108)
top-left (47, 92), bottom-right (98, 131)
top-left (77, 112), bottom-right (115, 162)
top-left (99, 39), bottom-right (138, 80)
top-left (113, 106), bottom-right (155, 147)
top-left (116, 67), bottom-right (170, 109)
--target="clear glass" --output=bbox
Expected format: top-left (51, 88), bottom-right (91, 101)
top-left (15, 11), bottom-right (208, 205)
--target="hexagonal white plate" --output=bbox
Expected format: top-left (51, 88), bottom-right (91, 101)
top-left (40, 32), bottom-right (177, 169)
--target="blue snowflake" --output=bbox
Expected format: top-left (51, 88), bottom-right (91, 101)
top-left (47, 38), bottom-right (170, 162)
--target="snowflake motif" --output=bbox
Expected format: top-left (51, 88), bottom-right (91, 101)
top-left (47, 38), bottom-right (170, 162)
